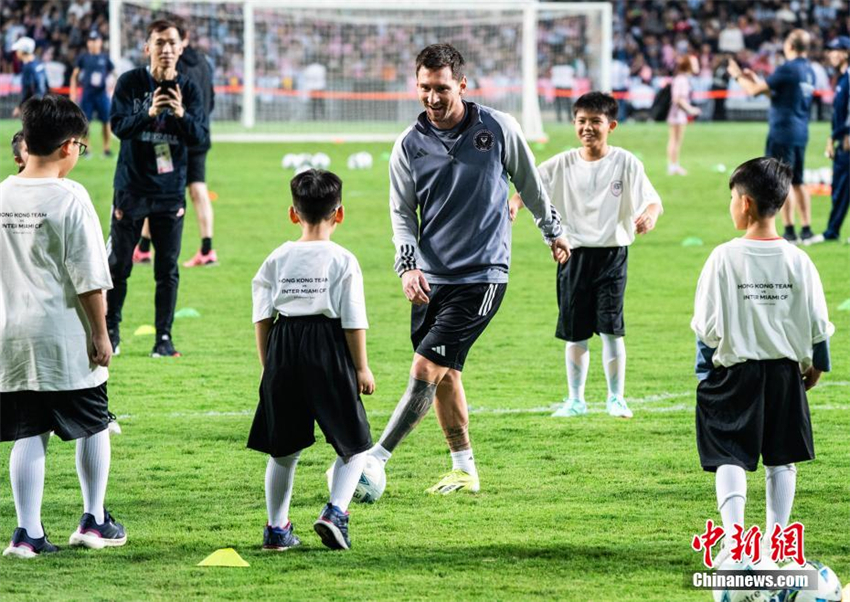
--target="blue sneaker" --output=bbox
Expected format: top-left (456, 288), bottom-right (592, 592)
top-left (3, 527), bottom-right (59, 558)
top-left (262, 523), bottom-right (301, 551)
top-left (551, 398), bottom-right (587, 417)
top-left (313, 503), bottom-right (351, 550)
top-left (68, 509), bottom-right (127, 549)
top-left (606, 395), bottom-right (633, 419)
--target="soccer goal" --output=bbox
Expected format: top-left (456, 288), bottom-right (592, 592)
top-left (110, 0), bottom-right (611, 142)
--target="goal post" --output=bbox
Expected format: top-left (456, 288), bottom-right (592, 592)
top-left (111, 0), bottom-right (611, 142)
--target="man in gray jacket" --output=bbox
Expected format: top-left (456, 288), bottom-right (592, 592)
top-left (368, 44), bottom-right (570, 495)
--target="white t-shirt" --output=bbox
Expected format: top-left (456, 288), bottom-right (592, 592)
top-left (0, 176), bottom-right (112, 392)
top-left (691, 238), bottom-right (834, 371)
top-left (537, 146), bottom-right (662, 249)
top-left (252, 240), bottom-right (368, 329)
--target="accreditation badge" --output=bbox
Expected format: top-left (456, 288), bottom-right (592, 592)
top-left (154, 143), bottom-right (174, 174)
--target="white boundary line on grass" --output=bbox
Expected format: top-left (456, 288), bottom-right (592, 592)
top-left (118, 381), bottom-right (848, 421)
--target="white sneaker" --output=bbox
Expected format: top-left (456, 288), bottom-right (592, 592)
top-left (803, 233), bottom-right (825, 246)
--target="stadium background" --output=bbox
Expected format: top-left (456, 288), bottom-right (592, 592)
top-left (0, 1), bottom-right (848, 601)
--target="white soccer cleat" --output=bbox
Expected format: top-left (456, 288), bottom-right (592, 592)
top-left (606, 395), bottom-right (633, 419)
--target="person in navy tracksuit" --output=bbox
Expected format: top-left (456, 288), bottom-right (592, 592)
top-left (809, 36), bottom-right (850, 244)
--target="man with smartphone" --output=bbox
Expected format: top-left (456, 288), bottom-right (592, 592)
top-left (107, 19), bottom-right (207, 358)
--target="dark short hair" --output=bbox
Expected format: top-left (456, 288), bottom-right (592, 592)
top-left (728, 157), bottom-right (791, 218)
top-left (572, 92), bottom-right (618, 121)
top-left (11, 130), bottom-right (24, 159)
top-left (416, 44), bottom-right (465, 80)
top-left (147, 19), bottom-right (180, 39)
top-left (291, 169), bottom-right (343, 224)
top-left (21, 94), bottom-right (88, 156)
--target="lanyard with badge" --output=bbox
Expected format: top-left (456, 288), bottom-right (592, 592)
top-left (152, 75), bottom-right (176, 174)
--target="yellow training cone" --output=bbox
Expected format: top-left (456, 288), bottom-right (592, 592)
top-left (134, 324), bottom-right (156, 336)
top-left (197, 548), bottom-right (249, 567)
top-left (842, 583), bottom-right (849, 602)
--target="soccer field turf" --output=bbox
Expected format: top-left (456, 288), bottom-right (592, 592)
top-left (0, 119), bottom-right (847, 602)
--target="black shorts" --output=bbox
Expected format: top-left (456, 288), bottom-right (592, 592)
top-left (696, 359), bottom-right (815, 472)
top-left (411, 282), bottom-right (507, 372)
top-left (556, 247), bottom-right (627, 342)
top-left (0, 383), bottom-right (110, 442)
top-left (247, 316), bottom-right (372, 458)
top-left (186, 149), bottom-right (207, 184)
top-left (765, 138), bottom-right (805, 185)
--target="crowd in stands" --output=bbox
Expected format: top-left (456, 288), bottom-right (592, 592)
top-left (2, 0), bottom-right (848, 120)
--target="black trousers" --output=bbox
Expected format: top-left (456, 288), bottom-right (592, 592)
top-left (106, 190), bottom-right (184, 338)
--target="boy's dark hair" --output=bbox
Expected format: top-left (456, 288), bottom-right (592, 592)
top-left (21, 94), bottom-right (88, 157)
top-left (416, 44), bottom-right (465, 80)
top-left (572, 92), bottom-right (618, 121)
top-left (728, 157), bottom-right (791, 217)
top-left (147, 19), bottom-right (180, 39)
top-left (11, 130), bottom-right (24, 159)
top-left (291, 169), bottom-right (343, 224)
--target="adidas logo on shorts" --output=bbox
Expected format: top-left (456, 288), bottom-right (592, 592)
top-left (431, 345), bottom-right (446, 356)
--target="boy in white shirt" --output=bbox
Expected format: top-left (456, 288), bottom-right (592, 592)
top-left (1, 94), bottom-right (126, 558)
top-left (512, 92), bottom-right (663, 418)
top-left (248, 169), bottom-right (375, 552)
top-left (692, 157), bottom-right (833, 556)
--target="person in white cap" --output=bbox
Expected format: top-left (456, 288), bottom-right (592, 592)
top-left (11, 37), bottom-right (48, 117)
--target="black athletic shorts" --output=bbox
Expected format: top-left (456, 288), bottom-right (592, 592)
top-left (0, 383), bottom-right (110, 442)
top-left (411, 282), bottom-right (507, 372)
top-left (765, 138), bottom-right (805, 185)
top-left (247, 316), bottom-right (372, 458)
top-left (186, 149), bottom-right (207, 184)
top-left (696, 359), bottom-right (815, 472)
top-left (556, 247), bottom-right (627, 342)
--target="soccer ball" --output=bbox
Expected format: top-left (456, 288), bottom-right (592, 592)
top-left (310, 152), bottom-right (331, 169)
top-left (294, 164), bottom-right (313, 175)
top-left (347, 151), bottom-right (373, 170)
top-left (325, 454), bottom-right (386, 504)
top-left (712, 557), bottom-right (780, 602)
top-left (281, 153), bottom-right (300, 169)
top-left (773, 561), bottom-right (842, 602)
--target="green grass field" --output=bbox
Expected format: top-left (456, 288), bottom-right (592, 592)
top-left (0, 119), bottom-right (847, 602)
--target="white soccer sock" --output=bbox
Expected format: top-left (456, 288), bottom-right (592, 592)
top-left (600, 333), bottom-right (626, 399)
top-left (369, 443), bottom-right (392, 465)
top-left (765, 464), bottom-right (797, 535)
top-left (329, 452), bottom-right (368, 512)
top-left (565, 340), bottom-right (589, 401)
top-left (266, 452), bottom-right (300, 528)
top-left (450, 448), bottom-right (478, 478)
top-left (9, 432), bottom-right (50, 538)
top-left (76, 429), bottom-right (111, 524)
top-left (716, 464), bottom-right (747, 537)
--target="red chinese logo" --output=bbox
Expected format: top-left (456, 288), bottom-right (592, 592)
top-left (770, 523), bottom-right (806, 565)
top-left (692, 519), bottom-right (725, 568)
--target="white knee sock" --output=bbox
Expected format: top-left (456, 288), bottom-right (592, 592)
top-left (716, 464), bottom-right (747, 537)
top-left (266, 452), bottom-right (300, 528)
top-left (565, 340), bottom-right (589, 401)
top-left (76, 429), bottom-right (110, 524)
top-left (451, 448), bottom-right (477, 478)
top-left (765, 464), bottom-right (797, 536)
top-left (329, 452), bottom-right (368, 512)
top-left (10, 433), bottom-right (50, 538)
top-left (600, 333), bottom-right (626, 399)
top-left (370, 443), bottom-right (392, 464)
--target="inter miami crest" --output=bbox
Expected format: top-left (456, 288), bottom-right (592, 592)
top-left (473, 129), bottom-right (495, 152)
top-left (611, 180), bottom-right (623, 197)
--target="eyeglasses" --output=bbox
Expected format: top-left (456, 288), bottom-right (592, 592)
top-left (71, 140), bottom-right (88, 156)
top-left (57, 139), bottom-right (87, 156)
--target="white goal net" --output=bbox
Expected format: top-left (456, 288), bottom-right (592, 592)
top-left (111, 0), bottom-right (611, 142)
